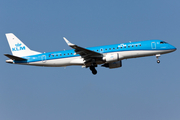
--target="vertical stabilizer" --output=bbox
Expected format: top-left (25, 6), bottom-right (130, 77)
top-left (5, 33), bottom-right (41, 57)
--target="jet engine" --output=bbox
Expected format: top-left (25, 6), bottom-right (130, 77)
top-left (101, 61), bottom-right (122, 69)
top-left (103, 53), bottom-right (124, 63)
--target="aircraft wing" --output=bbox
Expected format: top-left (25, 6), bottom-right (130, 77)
top-left (63, 37), bottom-right (103, 64)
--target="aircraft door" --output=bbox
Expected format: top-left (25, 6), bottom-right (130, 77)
top-left (151, 42), bottom-right (156, 49)
top-left (42, 55), bottom-right (46, 63)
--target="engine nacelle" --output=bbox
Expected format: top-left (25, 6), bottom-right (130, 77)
top-left (102, 61), bottom-right (122, 69)
top-left (103, 53), bottom-right (123, 63)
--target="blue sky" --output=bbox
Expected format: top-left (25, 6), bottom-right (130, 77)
top-left (1, 0), bottom-right (180, 120)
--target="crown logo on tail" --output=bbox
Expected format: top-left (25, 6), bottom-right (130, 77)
top-left (15, 43), bottom-right (22, 47)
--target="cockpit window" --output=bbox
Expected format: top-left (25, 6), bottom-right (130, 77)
top-left (160, 41), bottom-right (167, 44)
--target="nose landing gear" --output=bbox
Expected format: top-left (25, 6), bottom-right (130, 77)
top-left (156, 54), bottom-right (161, 64)
top-left (157, 60), bottom-right (160, 63)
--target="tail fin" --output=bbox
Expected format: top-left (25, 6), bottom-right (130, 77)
top-left (5, 33), bottom-right (41, 57)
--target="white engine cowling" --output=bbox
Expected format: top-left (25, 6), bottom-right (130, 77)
top-left (103, 53), bottom-right (123, 63)
top-left (102, 61), bottom-right (122, 69)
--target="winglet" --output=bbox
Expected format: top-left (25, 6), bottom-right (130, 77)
top-left (63, 37), bottom-right (75, 46)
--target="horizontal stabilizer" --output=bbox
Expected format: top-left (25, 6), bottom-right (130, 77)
top-left (4, 54), bottom-right (27, 61)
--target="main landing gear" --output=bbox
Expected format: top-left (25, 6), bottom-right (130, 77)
top-left (156, 54), bottom-right (161, 64)
top-left (89, 59), bottom-right (98, 75)
top-left (90, 66), bottom-right (97, 75)
top-left (89, 63), bottom-right (97, 75)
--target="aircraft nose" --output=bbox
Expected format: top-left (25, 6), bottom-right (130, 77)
top-left (169, 44), bottom-right (177, 51)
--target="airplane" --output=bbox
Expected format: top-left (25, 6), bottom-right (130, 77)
top-left (4, 33), bottom-right (176, 75)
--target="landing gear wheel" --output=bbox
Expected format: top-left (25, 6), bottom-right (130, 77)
top-left (157, 60), bottom-right (160, 64)
top-left (89, 66), bottom-right (97, 75)
top-left (92, 69), bottom-right (97, 75)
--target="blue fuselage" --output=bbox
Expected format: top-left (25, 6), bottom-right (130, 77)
top-left (17, 40), bottom-right (175, 64)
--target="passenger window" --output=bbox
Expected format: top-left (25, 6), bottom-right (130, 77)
top-left (117, 47), bottom-right (119, 49)
top-left (140, 44), bottom-right (141, 46)
top-left (124, 46), bottom-right (126, 48)
top-left (68, 53), bottom-right (69, 55)
top-left (136, 45), bottom-right (138, 47)
top-left (109, 48), bottom-right (111, 50)
top-left (105, 49), bottom-right (107, 50)
top-left (128, 46), bottom-right (130, 48)
top-left (64, 54), bottom-right (66, 56)
top-left (132, 45), bottom-right (134, 47)
top-left (56, 55), bottom-right (58, 56)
